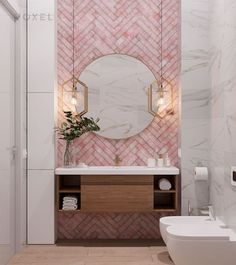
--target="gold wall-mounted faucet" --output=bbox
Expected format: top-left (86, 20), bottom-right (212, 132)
top-left (114, 155), bottom-right (122, 167)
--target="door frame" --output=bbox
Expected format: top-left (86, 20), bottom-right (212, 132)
top-left (1, 0), bottom-right (27, 253)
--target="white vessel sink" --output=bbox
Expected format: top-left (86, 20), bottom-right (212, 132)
top-left (55, 166), bottom-right (179, 175)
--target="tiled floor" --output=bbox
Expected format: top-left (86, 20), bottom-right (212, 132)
top-left (8, 245), bottom-right (173, 265)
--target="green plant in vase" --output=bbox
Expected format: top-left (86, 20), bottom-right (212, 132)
top-left (58, 111), bottom-right (100, 167)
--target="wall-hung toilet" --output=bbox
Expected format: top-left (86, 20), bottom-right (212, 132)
top-left (166, 224), bottom-right (236, 265)
top-left (159, 216), bottom-right (209, 245)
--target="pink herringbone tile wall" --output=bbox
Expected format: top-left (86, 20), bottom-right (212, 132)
top-left (57, 0), bottom-right (180, 239)
top-left (57, 212), bottom-right (176, 240)
top-left (57, 0), bottom-right (180, 167)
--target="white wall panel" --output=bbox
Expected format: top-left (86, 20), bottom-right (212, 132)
top-left (28, 170), bottom-right (55, 244)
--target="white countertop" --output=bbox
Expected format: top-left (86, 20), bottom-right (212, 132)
top-left (55, 166), bottom-right (179, 175)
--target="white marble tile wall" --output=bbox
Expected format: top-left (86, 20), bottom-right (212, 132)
top-left (209, 0), bottom-right (236, 231)
top-left (181, 0), bottom-right (210, 215)
top-left (27, 0), bottom-right (55, 244)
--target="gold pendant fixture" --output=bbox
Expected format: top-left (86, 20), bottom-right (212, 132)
top-left (61, 0), bottom-right (88, 116)
top-left (148, 78), bottom-right (174, 118)
top-left (62, 76), bottom-right (88, 116)
top-left (148, 0), bottom-right (174, 118)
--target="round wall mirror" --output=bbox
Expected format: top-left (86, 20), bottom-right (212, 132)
top-left (80, 54), bottom-right (155, 139)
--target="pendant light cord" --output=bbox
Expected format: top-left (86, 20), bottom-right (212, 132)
top-left (72, 0), bottom-right (75, 86)
top-left (160, 0), bottom-right (163, 85)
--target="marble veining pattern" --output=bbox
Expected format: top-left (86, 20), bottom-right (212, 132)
top-left (181, 0), bottom-right (210, 215)
top-left (80, 54), bottom-right (155, 139)
top-left (209, 0), bottom-right (236, 231)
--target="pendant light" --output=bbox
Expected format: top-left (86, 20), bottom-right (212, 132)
top-left (148, 0), bottom-right (174, 118)
top-left (62, 0), bottom-right (88, 116)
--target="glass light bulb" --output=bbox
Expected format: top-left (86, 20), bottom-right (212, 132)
top-left (157, 96), bottom-right (165, 106)
top-left (71, 95), bottom-right (78, 106)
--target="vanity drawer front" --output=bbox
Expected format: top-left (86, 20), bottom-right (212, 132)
top-left (81, 175), bottom-right (153, 185)
top-left (81, 175), bottom-right (153, 212)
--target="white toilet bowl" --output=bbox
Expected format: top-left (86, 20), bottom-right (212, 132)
top-left (159, 216), bottom-right (209, 245)
top-left (166, 224), bottom-right (236, 265)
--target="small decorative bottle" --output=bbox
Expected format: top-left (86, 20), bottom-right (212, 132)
top-left (165, 153), bottom-right (171, 167)
top-left (157, 154), bottom-right (164, 167)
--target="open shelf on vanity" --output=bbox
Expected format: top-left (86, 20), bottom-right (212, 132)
top-left (58, 193), bottom-right (81, 211)
top-left (153, 175), bottom-right (178, 211)
top-left (59, 175), bottom-right (81, 191)
top-left (57, 175), bottom-right (81, 212)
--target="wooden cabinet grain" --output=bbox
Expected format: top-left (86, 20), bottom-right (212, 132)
top-left (81, 175), bottom-right (153, 212)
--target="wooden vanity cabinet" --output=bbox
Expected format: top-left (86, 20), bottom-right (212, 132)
top-left (81, 175), bottom-right (153, 212)
top-left (56, 174), bottom-right (179, 213)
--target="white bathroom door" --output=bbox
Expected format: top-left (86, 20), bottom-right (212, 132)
top-left (0, 3), bottom-right (17, 265)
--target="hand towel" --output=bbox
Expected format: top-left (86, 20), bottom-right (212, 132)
top-left (63, 199), bottom-right (78, 203)
top-left (63, 197), bottom-right (78, 203)
top-left (63, 201), bottom-right (77, 207)
top-left (159, 178), bottom-right (172, 190)
top-left (63, 196), bottom-right (78, 201)
top-left (62, 205), bottom-right (78, 210)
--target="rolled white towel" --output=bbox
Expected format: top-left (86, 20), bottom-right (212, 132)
top-left (159, 178), bottom-right (172, 191)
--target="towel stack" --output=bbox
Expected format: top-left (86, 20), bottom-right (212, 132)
top-left (62, 196), bottom-right (78, 211)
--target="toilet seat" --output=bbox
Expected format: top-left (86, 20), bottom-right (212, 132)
top-left (159, 216), bottom-right (210, 244)
top-left (160, 216), bottom-right (208, 226)
top-left (167, 224), bottom-right (230, 241)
